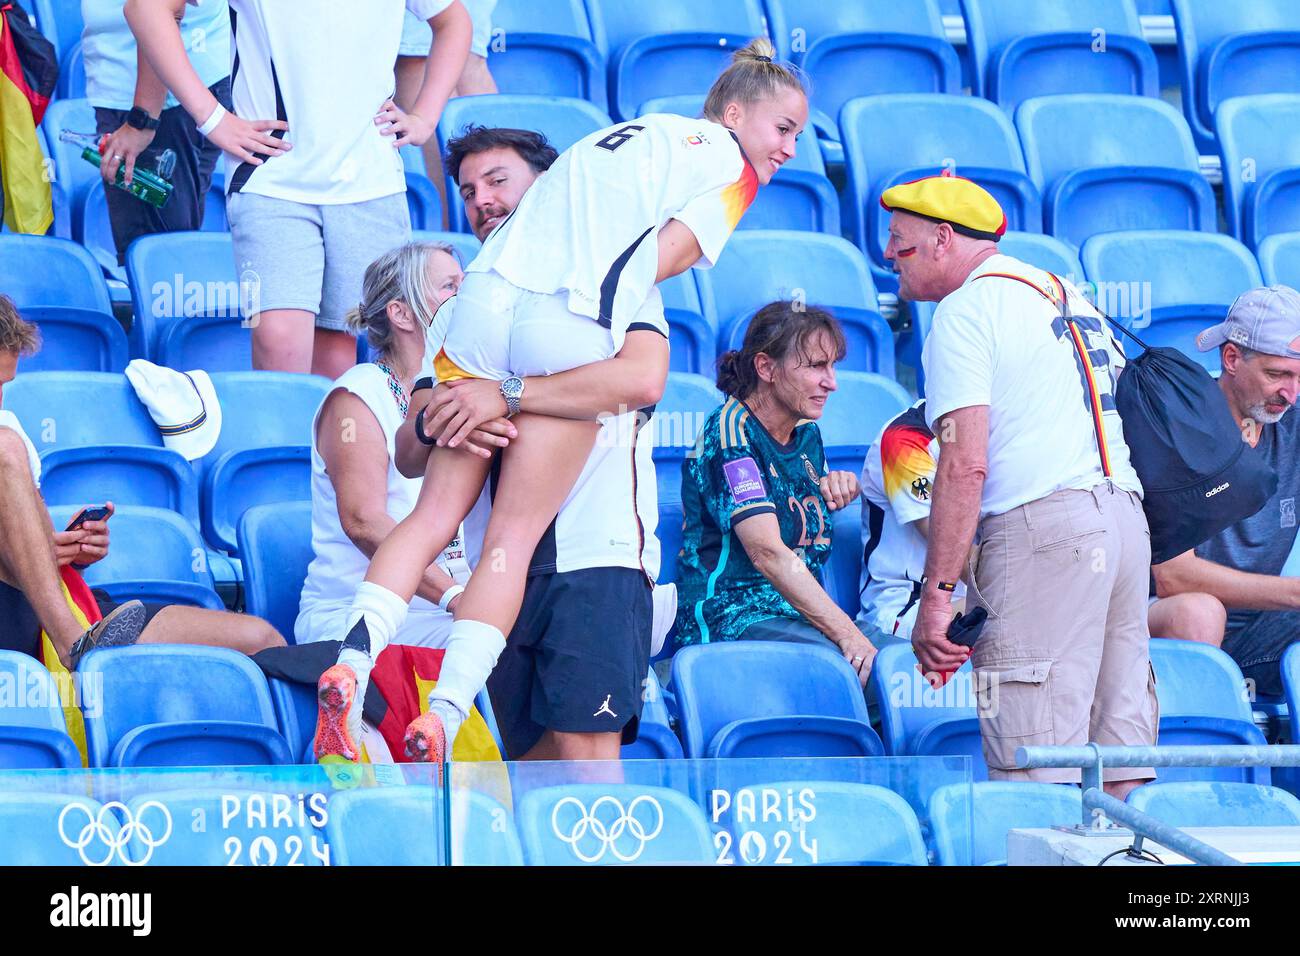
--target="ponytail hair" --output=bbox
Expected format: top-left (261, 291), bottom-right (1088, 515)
top-left (703, 37), bottom-right (807, 123)
top-left (345, 241), bottom-right (462, 357)
top-left (716, 300), bottom-right (846, 399)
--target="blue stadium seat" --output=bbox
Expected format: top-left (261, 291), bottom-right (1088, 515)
top-left (203, 177), bottom-right (228, 231)
top-left (39, 98), bottom-right (99, 241)
top-left (435, 94), bottom-right (612, 232)
top-left (125, 232), bottom-right (244, 361)
top-left (32, 0), bottom-right (83, 64)
top-left (962, 0), bottom-right (1155, 111)
top-left (238, 501), bottom-right (312, 644)
top-left (655, 499), bottom-right (684, 586)
top-left (910, 716), bottom-right (989, 781)
top-left (1150, 638), bottom-right (1267, 784)
top-left (328, 787), bottom-right (522, 866)
top-left (489, 0), bottom-right (606, 107)
top-left (198, 372), bottom-right (330, 549)
top-left (0, 794), bottom-right (118, 865)
top-left (203, 445), bottom-right (311, 555)
top-left (3, 371), bottom-right (157, 450)
top-left (929, 781), bottom-right (1083, 865)
top-left (823, 443), bottom-right (870, 479)
top-left (0, 650), bottom-right (82, 769)
top-left (267, 677), bottom-right (317, 764)
top-left (78, 644), bottom-right (288, 767)
top-left (48, 504), bottom-right (212, 589)
top-left (822, 499), bottom-right (864, 618)
top-left (732, 781), bottom-right (927, 865)
top-left (671, 641), bottom-right (875, 758)
top-left (82, 179), bottom-right (127, 282)
top-left (1171, 0), bottom-right (1300, 150)
top-left (1150, 638), bottom-right (1255, 723)
top-left (518, 783), bottom-right (715, 865)
top-left (1120, 304), bottom-right (1227, 375)
top-left (92, 579), bottom-right (225, 611)
top-left (709, 714), bottom-right (883, 759)
top-left (696, 231), bottom-right (880, 340)
top-left (412, 229), bottom-right (481, 268)
top-left (612, 32), bottom-right (753, 123)
top-left (39, 445), bottom-right (199, 523)
top-left (1216, 95), bottom-right (1300, 248)
top-left (839, 95), bottom-right (1030, 287)
top-left (126, 789), bottom-right (321, 866)
top-left (404, 171), bottom-right (443, 231)
top-left (0, 235), bottom-right (113, 313)
top-left (870, 642), bottom-right (976, 755)
top-left (1016, 94), bottom-right (1212, 249)
top-left (17, 306), bottom-right (128, 372)
top-left (654, 372), bottom-right (721, 455)
top-left (1257, 232), bottom-right (1300, 288)
top-left (815, 372), bottom-right (911, 448)
top-left (622, 668), bottom-right (684, 759)
top-left (57, 38), bottom-right (86, 99)
top-left (586, 0), bottom-right (765, 59)
top-left (664, 308), bottom-right (716, 375)
top-left (1081, 231), bottom-right (1262, 310)
top-left (996, 231), bottom-right (1086, 282)
top-left (719, 305), bottom-right (894, 377)
top-left (1128, 781), bottom-right (1300, 826)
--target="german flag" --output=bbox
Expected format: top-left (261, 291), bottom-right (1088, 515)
top-left (0, 1), bottom-right (56, 234)
top-left (38, 566), bottom-right (98, 767)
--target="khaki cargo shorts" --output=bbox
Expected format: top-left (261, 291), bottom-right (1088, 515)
top-left (966, 483), bottom-right (1158, 784)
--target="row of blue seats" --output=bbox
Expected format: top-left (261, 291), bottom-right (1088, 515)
top-left (9, 222), bottom-right (1300, 385)
top-left (32, 0), bottom-right (1300, 154)
top-left (6, 368), bottom-right (905, 605)
top-left (38, 87), bottom-right (1300, 311)
top-left (10, 776), bottom-right (1296, 866)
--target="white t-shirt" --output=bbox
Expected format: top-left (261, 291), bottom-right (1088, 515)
top-left (415, 304), bottom-right (661, 581)
top-left (922, 254), bottom-right (1143, 519)
top-left (0, 411), bottom-right (41, 487)
top-left (858, 401), bottom-right (964, 640)
top-left (218, 0), bottom-right (452, 204)
top-left (295, 362), bottom-right (479, 646)
top-left (84, 0), bottom-right (231, 111)
top-left (468, 113), bottom-right (758, 348)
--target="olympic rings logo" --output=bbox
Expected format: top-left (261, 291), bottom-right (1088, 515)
top-left (550, 795), bottom-right (664, 863)
top-left (57, 801), bottom-right (174, 866)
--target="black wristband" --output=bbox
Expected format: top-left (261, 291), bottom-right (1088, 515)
top-left (414, 405), bottom-right (437, 446)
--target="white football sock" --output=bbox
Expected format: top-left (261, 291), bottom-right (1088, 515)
top-left (427, 619), bottom-right (507, 721)
top-left (337, 582), bottom-right (409, 744)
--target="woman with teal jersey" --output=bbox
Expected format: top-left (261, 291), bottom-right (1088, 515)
top-left (676, 301), bottom-right (877, 684)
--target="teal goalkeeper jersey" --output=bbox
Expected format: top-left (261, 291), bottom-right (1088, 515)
top-left (675, 397), bottom-right (832, 645)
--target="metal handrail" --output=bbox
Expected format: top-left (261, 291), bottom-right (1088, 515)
top-left (1083, 789), bottom-right (1243, 867)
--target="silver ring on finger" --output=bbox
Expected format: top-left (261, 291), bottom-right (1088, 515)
top-left (113, 154), bottom-right (123, 161)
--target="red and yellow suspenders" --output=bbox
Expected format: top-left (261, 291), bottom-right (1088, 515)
top-left (974, 271), bottom-right (1114, 479)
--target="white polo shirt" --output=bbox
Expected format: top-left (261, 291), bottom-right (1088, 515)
top-left (217, 0), bottom-right (453, 204)
top-left (0, 411), bottom-right (41, 487)
top-left (922, 254), bottom-right (1142, 519)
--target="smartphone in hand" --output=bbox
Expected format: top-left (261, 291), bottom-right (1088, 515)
top-left (66, 504), bottom-right (111, 531)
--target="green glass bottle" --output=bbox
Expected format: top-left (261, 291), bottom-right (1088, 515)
top-left (59, 131), bottom-right (174, 208)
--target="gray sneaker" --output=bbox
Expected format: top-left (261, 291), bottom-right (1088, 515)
top-left (69, 599), bottom-right (147, 668)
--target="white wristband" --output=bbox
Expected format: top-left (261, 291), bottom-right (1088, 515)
top-left (437, 584), bottom-right (465, 612)
top-left (197, 103), bottom-right (227, 137)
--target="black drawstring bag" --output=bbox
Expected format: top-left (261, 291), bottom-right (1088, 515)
top-left (1109, 329), bottom-right (1277, 563)
top-left (975, 271), bottom-right (1277, 564)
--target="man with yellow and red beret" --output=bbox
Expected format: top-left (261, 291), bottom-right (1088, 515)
top-left (883, 171), bottom-right (1155, 798)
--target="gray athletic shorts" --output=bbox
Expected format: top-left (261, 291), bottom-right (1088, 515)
top-left (400, 1), bottom-right (496, 58)
top-left (227, 191), bottom-right (411, 331)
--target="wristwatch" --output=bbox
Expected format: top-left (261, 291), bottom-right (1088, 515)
top-left (499, 376), bottom-right (524, 417)
top-left (125, 107), bottom-right (160, 131)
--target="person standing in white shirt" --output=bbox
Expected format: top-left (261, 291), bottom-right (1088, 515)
top-left (125, 0), bottom-right (472, 377)
top-left (883, 173), bottom-right (1155, 798)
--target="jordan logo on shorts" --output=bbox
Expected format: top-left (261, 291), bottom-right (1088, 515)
top-left (593, 695), bottom-right (618, 719)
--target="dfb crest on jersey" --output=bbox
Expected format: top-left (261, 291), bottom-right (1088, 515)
top-left (911, 477), bottom-right (932, 501)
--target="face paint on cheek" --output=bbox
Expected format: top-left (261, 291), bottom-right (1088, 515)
top-left (895, 246), bottom-right (918, 258)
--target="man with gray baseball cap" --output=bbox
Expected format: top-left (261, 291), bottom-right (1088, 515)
top-left (1152, 286), bottom-right (1300, 696)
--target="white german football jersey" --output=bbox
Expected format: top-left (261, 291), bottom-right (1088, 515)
top-left (468, 112), bottom-right (758, 350)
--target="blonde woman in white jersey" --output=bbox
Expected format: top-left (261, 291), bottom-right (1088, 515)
top-left (320, 40), bottom-right (810, 765)
top-left (296, 243), bottom-right (478, 650)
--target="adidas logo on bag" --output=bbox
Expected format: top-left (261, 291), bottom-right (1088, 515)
top-left (1205, 482), bottom-right (1231, 499)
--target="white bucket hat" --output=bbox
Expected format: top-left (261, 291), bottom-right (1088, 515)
top-left (124, 359), bottom-right (222, 460)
